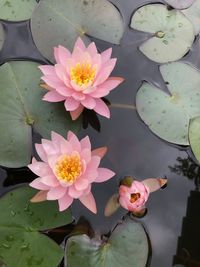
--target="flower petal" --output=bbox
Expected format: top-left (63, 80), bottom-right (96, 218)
top-left (73, 37), bottom-right (86, 52)
top-left (58, 45), bottom-right (71, 66)
top-left (30, 178), bottom-right (50, 190)
top-left (94, 59), bottom-right (117, 86)
top-left (58, 194), bottom-right (73, 211)
top-left (101, 48), bottom-right (112, 64)
top-left (64, 97), bottom-right (80, 111)
top-left (70, 105), bottom-right (84, 120)
top-left (42, 139), bottom-right (59, 155)
top-left (93, 98), bottom-right (110, 118)
top-left (35, 143), bottom-right (47, 162)
top-left (41, 75), bottom-right (64, 89)
top-left (80, 136), bottom-right (91, 150)
top-left (87, 42), bottom-right (98, 56)
top-left (81, 96), bottom-right (96, 109)
top-left (95, 168), bottom-right (115, 183)
top-left (67, 131), bottom-right (81, 152)
top-left (91, 147), bottom-right (107, 159)
top-left (43, 90), bottom-right (66, 102)
top-left (39, 65), bottom-right (55, 75)
top-left (40, 174), bottom-right (59, 187)
top-left (28, 161), bottom-right (52, 177)
top-left (74, 178), bottom-right (89, 191)
top-left (30, 191), bottom-right (48, 203)
top-left (79, 192), bottom-right (97, 214)
top-left (47, 186), bottom-right (67, 200)
top-left (68, 185), bottom-right (83, 198)
top-left (56, 86), bottom-right (73, 97)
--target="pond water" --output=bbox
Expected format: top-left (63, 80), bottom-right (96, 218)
top-left (0, 0), bottom-right (200, 267)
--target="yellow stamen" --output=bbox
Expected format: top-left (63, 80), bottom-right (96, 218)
top-left (54, 154), bottom-right (82, 184)
top-left (70, 62), bottom-right (96, 87)
top-left (130, 193), bottom-right (141, 203)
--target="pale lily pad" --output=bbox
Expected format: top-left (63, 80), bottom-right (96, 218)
top-left (165, 0), bottom-right (195, 9)
top-left (189, 116), bottom-right (200, 163)
top-left (0, 23), bottom-right (5, 51)
top-left (0, 61), bottom-right (80, 168)
top-left (182, 0), bottom-right (200, 35)
top-left (0, 0), bottom-right (38, 21)
top-left (136, 62), bottom-right (200, 145)
top-left (31, 0), bottom-right (124, 62)
top-left (130, 4), bottom-right (195, 63)
top-left (66, 218), bottom-right (148, 267)
top-left (0, 186), bottom-right (72, 267)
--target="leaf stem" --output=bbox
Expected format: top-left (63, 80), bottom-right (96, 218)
top-left (110, 103), bottom-right (136, 110)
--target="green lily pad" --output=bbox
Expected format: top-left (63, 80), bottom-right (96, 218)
top-left (0, 61), bottom-right (80, 168)
top-left (165, 0), bottom-right (195, 9)
top-left (130, 4), bottom-right (195, 63)
top-left (66, 218), bottom-right (148, 267)
top-left (0, 186), bottom-right (72, 267)
top-left (0, 0), bottom-right (38, 21)
top-left (189, 116), bottom-right (200, 163)
top-left (30, 0), bottom-right (124, 62)
top-left (0, 23), bottom-right (5, 51)
top-left (136, 62), bottom-right (200, 145)
top-left (182, 0), bottom-right (200, 35)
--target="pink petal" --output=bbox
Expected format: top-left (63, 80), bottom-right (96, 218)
top-left (95, 168), bottom-right (115, 183)
top-left (30, 178), bottom-right (50, 190)
top-left (80, 148), bottom-right (91, 164)
top-left (51, 131), bottom-right (66, 145)
top-left (48, 155), bottom-right (59, 169)
top-left (94, 59), bottom-right (117, 86)
top-left (58, 194), bottom-right (73, 211)
top-left (35, 143), bottom-right (47, 162)
top-left (43, 90), bottom-right (66, 102)
top-left (74, 178), bottom-right (89, 191)
top-left (47, 186), bottom-right (67, 200)
top-left (60, 140), bottom-right (73, 154)
top-left (55, 64), bottom-right (69, 84)
top-left (40, 174), bottom-right (59, 187)
top-left (64, 97), bottom-right (80, 111)
top-left (87, 42), bottom-right (98, 56)
top-left (72, 92), bottom-right (85, 101)
top-left (101, 48), bottom-right (112, 64)
top-left (73, 37), bottom-right (86, 52)
top-left (30, 191), bottom-right (48, 203)
top-left (91, 147), bottom-right (107, 159)
top-left (68, 185), bottom-right (83, 198)
top-left (42, 139), bottom-right (59, 155)
top-left (80, 136), bottom-right (91, 150)
top-left (41, 75), bottom-right (64, 89)
top-left (28, 161), bottom-right (52, 177)
top-left (67, 131), bottom-right (81, 152)
top-left (56, 86), bottom-right (73, 97)
top-left (70, 105), bottom-right (84, 120)
top-left (81, 96), bottom-right (96, 109)
top-left (79, 192), bottom-right (97, 214)
top-left (58, 45), bottom-right (71, 66)
top-left (39, 65), bottom-right (55, 75)
top-left (93, 98), bottom-right (110, 118)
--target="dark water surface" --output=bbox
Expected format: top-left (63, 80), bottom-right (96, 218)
top-left (0, 0), bottom-right (200, 267)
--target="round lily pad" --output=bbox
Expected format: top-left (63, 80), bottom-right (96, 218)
top-left (130, 4), bottom-right (195, 63)
top-left (164, 0), bottom-right (195, 9)
top-left (136, 62), bottom-right (200, 145)
top-left (0, 186), bottom-right (72, 267)
top-left (31, 0), bottom-right (124, 62)
top-left (182, 0), bottom-right (200, 35)
top-left (189, 116), bottom-right (200, 163)
top-left (0, 23), bottom-right (5, 51)
top-left (66, 218), bottom-right (149, 267)
top-left (0, 0), bottom-right (38, 21)
top-left (0, 61), bottom-right (80, 168)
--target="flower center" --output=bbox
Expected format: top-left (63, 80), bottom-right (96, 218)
top-left (54, 154), bottom-right (82, 184)
top-left (70, 62), bottom-right (96, 87)
top-left (130, 193), bottom-right (141, 203)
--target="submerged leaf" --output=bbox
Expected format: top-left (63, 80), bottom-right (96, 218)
top-left (0, 0), bottom-right (38, 21)
top-left (189, 116), bottom-right (200, 163)
top-left (0, 186), bottom-right (72, 267)
top-left (182, 0), bottom-right (200, 35)
top-left (0, 61), bottom-right (80, 168)
top-left (136, 62), bottom-right (200, 145)
top-left (31, 0), bottom-right (124, 62)
top-left (164, 0), bottom-right (195, 9)
top-left (66, 218), bottom-right (148, 267)
top-left (130, 4), bottom-right (195, 63)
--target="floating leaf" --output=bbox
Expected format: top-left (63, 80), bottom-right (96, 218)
top-left (0, 0), bottom-right (38, 21)
top-left (189, 116), bottom-right (200, 163)
top-left (0, 186), bottom-right (73, 267)
top-left (0, 61), bottom-right (80, 168)
top-left (164, 0), bottom-right (195, 9)
top-left (66, 218), bottom-right (148, 267)
top-left (0, 23), bottom-right (5, 51)
top-left (30, 0), bottom-right (124, 62)
top-left (182, 0), bottom-right (200, 35)
top-left (136, 62), bottom-right (200, 145)
top-left (130, 4), bottom-right (195, 63)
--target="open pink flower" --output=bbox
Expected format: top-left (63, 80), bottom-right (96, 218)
top-left (119, 181), bottom-right (149, 212)
top-left (39, 38), bottom-right (124, 120)
top-left (28, 131), bottom-right (115, 213)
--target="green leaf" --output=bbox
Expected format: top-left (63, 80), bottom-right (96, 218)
top-left (130, 4), bottom-right (195, 63)
top-left (0, 0), bottom-right (38, 21)
top-left (182, 0), bottom-right (200, 35)
top-left (30, 0), bottom-right (124, 62)
top-left (164, 0), bottom-right (195, 9)
top-left (0, 186), bottom-right (73, 267)
top-left (136, 62), bottom-right (200, 145)
top-left (189, 116), bottom-right (200, 163)
top-left (0, 61), bottom-right (80, 168)
top-left (0, 23), bottom-right (5, 51)
top-left (66, 218), bottom-right (148, 267)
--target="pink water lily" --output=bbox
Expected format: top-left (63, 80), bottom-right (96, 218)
top-left (39, 38), bottom-right (124, 120)
top-left (28, 131), bottom-right (115, 213)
